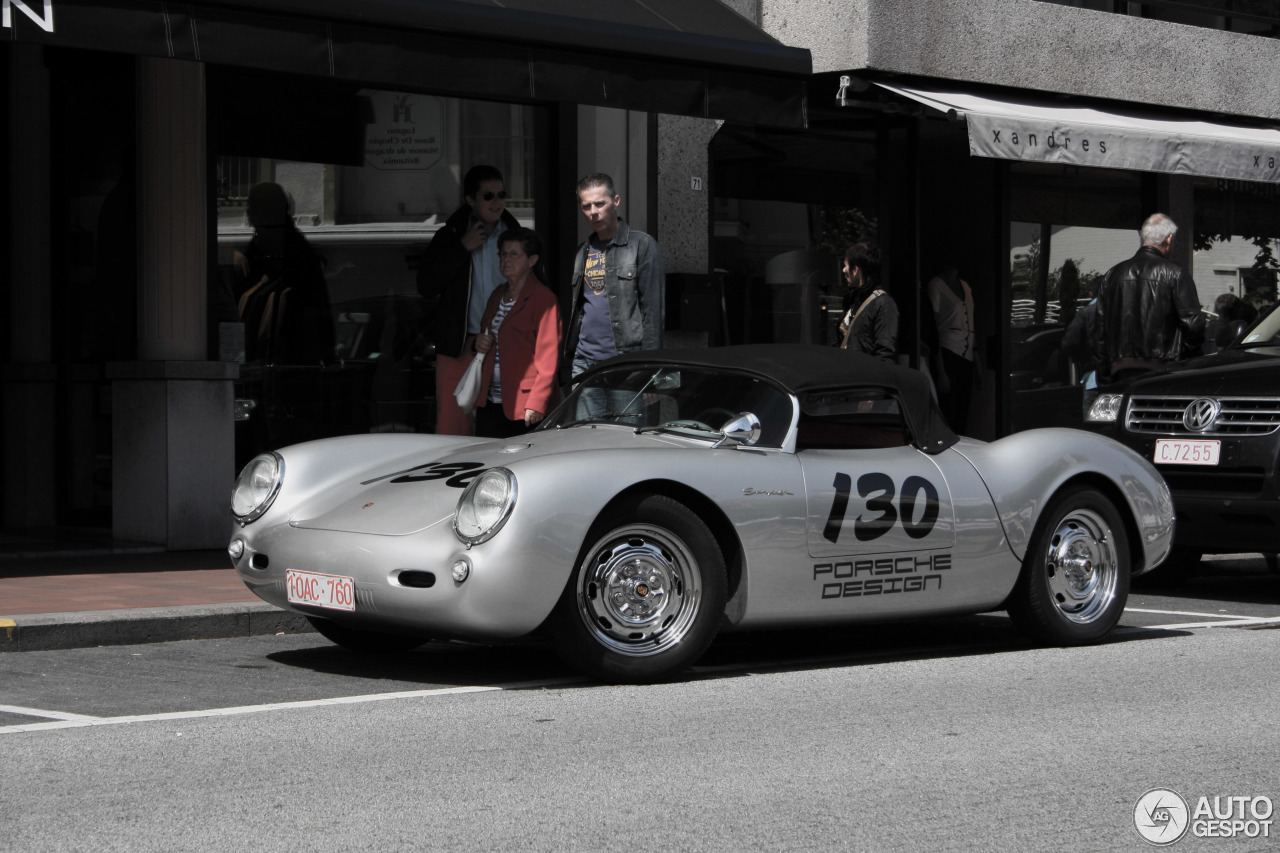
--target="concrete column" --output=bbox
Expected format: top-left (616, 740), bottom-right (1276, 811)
top-left (136, 57), bottom-right (207, 361)
top-left (1158, 174), bottom-right (1197, 277)
top-left (110, 57), bottom-right (236, 549)
top-left (657, 115), bottom-right (718, 275)
top-left (108, 361), bottom-right (237, 549)
top-left (577, 106), bottom-right (652, 237)
top-left (3, 43), bottom-right (57, 529)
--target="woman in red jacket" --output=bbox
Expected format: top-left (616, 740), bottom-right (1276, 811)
top-left (472, 228), bottom-right (562, 438)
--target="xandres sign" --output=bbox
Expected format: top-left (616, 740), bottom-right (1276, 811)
top-left (3, 0), bottom-right (54, 33)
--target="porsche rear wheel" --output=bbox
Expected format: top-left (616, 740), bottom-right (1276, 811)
top-left (1007, 485), bottom-right (1130, 644)
top-left (307, 616), bottom-right (429, 654)
top-left (551, 495), bottom-right (726, 683)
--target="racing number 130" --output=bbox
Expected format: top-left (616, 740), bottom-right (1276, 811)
top-left (822, 472), bottom-right (940, 543)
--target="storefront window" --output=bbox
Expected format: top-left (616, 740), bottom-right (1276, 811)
top-left (1005, 164), bottom-right (1146, 431)
top-left (710, 125), bottom-right (879, 346)
top-left (212, 87), bottom-right (538, 465)
top-left (1192, 178), bottom-right (1280, 319)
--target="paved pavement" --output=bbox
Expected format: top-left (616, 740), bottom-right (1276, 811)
top-left (0, 530), bottom-right (312, 653)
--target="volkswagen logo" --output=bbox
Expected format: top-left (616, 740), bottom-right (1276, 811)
top-left (1182, 398), bottom-right (1221, 432)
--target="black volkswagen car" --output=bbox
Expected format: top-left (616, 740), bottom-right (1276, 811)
top-left (1085, 305), bottom-right (1280, 576)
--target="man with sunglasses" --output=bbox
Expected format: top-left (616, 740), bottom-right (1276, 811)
top-left (564, 173), bottom-right (665, 413)
top-left (419, 165), bottom-right (522, 435)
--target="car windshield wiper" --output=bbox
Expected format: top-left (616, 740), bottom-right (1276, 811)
top-left (556, 412), bottom-right (643, 429)
top-left (635, 420), bottom-right (718, 436)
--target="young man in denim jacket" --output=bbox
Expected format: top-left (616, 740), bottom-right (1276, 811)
top-left (563, 173), bottom-right (665, 411)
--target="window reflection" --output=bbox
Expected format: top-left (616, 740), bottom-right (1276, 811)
top-left (213, 90), bottom-right (537, 468)
top-left (1006, 165), bottom-right (1144, 431)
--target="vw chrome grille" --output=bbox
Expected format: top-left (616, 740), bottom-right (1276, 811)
top-left (1126, 395), bottom-right (1280, 436)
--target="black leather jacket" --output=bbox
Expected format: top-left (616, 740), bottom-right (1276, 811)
top-left (1093, 246), bottom-right (1203, 381)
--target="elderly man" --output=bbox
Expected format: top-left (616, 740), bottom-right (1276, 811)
top-left (1093, 212), bottom-right (1204, 384)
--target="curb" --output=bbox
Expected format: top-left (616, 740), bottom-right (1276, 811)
top-left (0, 603), bottom-right (314, 653)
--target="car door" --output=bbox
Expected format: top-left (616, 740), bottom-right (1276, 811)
top-left (793, 389), bottom-right (961, 610)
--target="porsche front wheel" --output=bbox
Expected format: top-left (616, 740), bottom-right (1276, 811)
top-left (1007, 486), bottom-right (1130, 645)
top-left (551, 495), bottom-right (727, 683)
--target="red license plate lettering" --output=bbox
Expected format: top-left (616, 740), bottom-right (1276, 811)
top-left (286, 569), bottom-right (356, 612)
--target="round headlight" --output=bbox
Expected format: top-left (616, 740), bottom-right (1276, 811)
top-left (1086, 393), bottom-right (1124, 423)
top-left (232, 452), bottom-right (284, 524)
top-left (453, 468), bottom-right (517, 545)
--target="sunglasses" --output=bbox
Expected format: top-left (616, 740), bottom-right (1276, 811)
top-left (479, 191), bottom-right (508, 202)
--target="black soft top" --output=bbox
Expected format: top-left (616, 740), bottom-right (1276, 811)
top-left (592, 344), bottom-right (960, 454)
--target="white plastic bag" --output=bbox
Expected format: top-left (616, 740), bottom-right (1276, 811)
top-left (453, 350), bottom-right (487, 412)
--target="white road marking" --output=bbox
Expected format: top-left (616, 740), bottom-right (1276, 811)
top-left (0, 704), bottom-right (100, 722)
top-left (1137, 616), bottom-right (1280, 630)
top-left (0, 677), bottom-right (585, 735)
top-left (1128, 607), bottom-right (1251, 619)
top-left (1125, 607), bottom-right (1280, 630)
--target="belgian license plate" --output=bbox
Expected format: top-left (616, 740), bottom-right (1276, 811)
top-left (1154, 438), bottom-right (1220, 466)
top-left (286, 569), bottom-right (356, 611)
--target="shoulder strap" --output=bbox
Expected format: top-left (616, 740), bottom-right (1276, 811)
top-left (840, 290), bottom-right (885, 349)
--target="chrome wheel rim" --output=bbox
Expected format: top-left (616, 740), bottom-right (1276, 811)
top-left (576, 524), bottom-right (702, 657)
top-left (1043, 508), bottom-right (1119, 624)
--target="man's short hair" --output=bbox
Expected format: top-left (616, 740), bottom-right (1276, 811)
top-left (1140, 212), bottom-right (1178, 246)
top-left (464, 165), bottom-right (505, 199)
top-left (844, 240), bottom-right (882, 285)
top-left (576, 173), bottom-right (617, 199)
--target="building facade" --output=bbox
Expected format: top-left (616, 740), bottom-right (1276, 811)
top-left (4, 0), bottom-right (1280, 551)
top-left (1, 0), bottom-right (809, 548)
top-left (694, 0), bottom-right (1280, 438)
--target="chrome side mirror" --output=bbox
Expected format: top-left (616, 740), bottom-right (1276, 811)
top-left (711, 412), bottom-right (762, 449)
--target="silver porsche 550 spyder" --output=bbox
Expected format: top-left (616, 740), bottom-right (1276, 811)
top-left (229, 344), bottom-right (1175, 683)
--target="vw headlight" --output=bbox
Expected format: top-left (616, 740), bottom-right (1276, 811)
top-left (232, 452), bottom-right (284, 524)
top-left (1086, 393), bottom-right (1124, 423)
top-left (453, 468), bottom-right (517, 545)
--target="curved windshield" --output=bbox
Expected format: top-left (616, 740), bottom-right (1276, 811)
top-left (540, 365), bottom-right (794, 447)
top-left (1239, 304), bottom-right (1280, 347)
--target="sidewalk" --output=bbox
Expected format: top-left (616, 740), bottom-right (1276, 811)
top-left (0, 531), bottom-right (312, 653)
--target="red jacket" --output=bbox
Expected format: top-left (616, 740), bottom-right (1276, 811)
top-left (475, 275), bottom-right (562, 420)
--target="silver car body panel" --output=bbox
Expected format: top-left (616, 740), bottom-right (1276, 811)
top-left (949, 429), bottom-right (1175, 573)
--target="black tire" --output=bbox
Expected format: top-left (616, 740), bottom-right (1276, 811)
top-left (550, 494), bottom-right (727, 683)
top-left (1007, 485), bottom-right (1130, 645)
top-left (307, 616), bottom-right (429, 654)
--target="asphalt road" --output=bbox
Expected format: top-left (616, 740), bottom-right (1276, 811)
top-left (2, 563), bottom-right (1278, 852)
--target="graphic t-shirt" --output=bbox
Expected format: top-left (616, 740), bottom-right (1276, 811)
top-left (576, 237), bottom-right (617, 361)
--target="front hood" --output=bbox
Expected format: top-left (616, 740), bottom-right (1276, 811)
top-left (1125, 347), bottom-right (1280, 397)
top-left (288, 425), bottom-right (692, 535)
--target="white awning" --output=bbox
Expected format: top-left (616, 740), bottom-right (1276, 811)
top-left (876, 82), bottom-right (1280, 184)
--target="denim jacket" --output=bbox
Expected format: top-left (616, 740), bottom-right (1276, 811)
top-left (564, 219), bottom-right (665, 362)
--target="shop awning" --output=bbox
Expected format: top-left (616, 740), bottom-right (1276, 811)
top-left (876, 81), bottom-right (1280, 183)
top-left (4, 0), bottom-right (810, 127)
